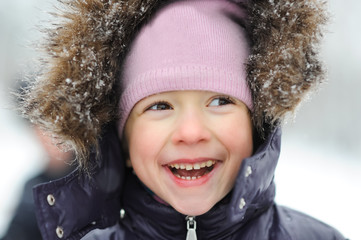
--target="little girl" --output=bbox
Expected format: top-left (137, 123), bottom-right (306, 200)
top-left (22, 0), bottom-right (345, 239)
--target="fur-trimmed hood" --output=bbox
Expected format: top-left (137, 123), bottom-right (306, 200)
top-left (22, 0), bottom-right (327, 168)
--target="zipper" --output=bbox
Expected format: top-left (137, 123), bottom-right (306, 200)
top-left (186, 216), bottom-right (197, 240)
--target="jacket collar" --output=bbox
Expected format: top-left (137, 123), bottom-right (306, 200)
top-left (33, 125), bottom-right (281, 240)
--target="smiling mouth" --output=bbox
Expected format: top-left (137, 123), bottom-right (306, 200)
top-left (167, 160), bottom-right (216, 180)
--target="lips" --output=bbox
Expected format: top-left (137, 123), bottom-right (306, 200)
top-left (167, 160), bottom-right (216, 180)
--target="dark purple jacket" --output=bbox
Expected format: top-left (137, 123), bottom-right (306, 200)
top-left (33, 126), bottom-right (345, 240)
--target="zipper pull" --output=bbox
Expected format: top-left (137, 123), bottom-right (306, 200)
top-left (186, 216), bottom-right (197, 240)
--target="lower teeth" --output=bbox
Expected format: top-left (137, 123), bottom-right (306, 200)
top-left (174, 174), bottom-right (202, 180)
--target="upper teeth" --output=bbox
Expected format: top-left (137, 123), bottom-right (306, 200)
top-left (169, 160), bottom-right (216, 170)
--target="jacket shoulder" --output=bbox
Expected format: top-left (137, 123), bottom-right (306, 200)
top-left (275, 205), bottom-right (346, 240)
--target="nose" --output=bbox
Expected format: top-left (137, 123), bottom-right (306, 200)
top-left (171, 109), bottom-right (211, 145)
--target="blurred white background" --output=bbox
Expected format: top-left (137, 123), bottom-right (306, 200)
top-left (0, 0), bottom-right (360, 239)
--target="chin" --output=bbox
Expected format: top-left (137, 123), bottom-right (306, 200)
top-left (172, 200), bottom-right (215, 216)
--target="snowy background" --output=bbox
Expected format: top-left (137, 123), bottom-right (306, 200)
top-left (0, 0), bottom-right (360, 239)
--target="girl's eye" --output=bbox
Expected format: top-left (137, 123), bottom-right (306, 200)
top-left (209, 96), bottom-right (235, 107)
top-left (146, 101), bottom-right (173, 111)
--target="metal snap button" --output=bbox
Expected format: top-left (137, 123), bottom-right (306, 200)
top-left (120, 208), bottom-right (126, 219)
top-left (245, 166), bottom-right (253, 178)
top-left (239, 198), bottom-right (246, 210)
top-left (47, 194), bottom-right (55, 206)
top-left (56, 226), bottom-right (64, 238)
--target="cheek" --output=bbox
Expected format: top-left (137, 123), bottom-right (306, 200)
top-left (127, 124), bottom-right (154, 181)
top-left (217, 116), bottom-right (253, 157)
top-left (127, 121), bottom-right (167, 164)
top-left (128, 123), bottom-right (151, 159)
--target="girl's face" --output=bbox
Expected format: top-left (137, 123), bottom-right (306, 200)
top-left (125, 91), bottom-right (253, 216)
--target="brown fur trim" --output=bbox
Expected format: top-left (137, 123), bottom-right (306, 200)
top-left (22, 0), bottom-right (328, 170)
top-left (22, 0), bottom-right (162, 169)
top-left (247, 0), bottom-right (328, 135)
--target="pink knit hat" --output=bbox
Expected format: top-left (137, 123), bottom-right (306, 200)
top-left (119, 0), bottom-right (252, 132)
